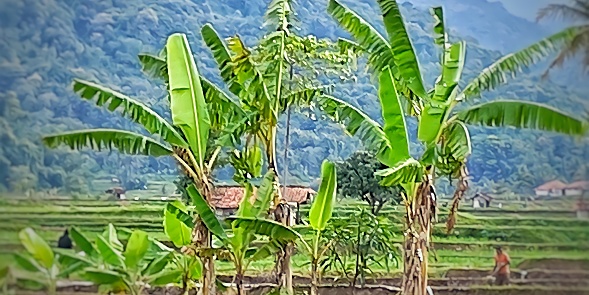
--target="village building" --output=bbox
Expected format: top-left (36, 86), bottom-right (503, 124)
top-left (534, 180), bottom-right (567, 197)
top-left (467, 193), bottom-right (493, 209)
top-left (209, 185), bottom-right (316, 224)
top-left (564, 181), bottom-right (589, 196)
top-left (563, 181), bottom-right (589, 219)
top-left (105, 187), bottom-right (126, 200)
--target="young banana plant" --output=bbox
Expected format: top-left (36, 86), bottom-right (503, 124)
top-left (73, 225), bottom-right (178, 295)
top-left (295, 160), bottom-right (338, 295)
top-left (12, 228), bottom-right (78, 295)
top-left (163, 200), bottom-right (203, 294)
top-left (167, 170), bottom-right (300, 295)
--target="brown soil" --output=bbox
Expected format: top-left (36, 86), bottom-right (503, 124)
top-left (14, 283), bottom-right (589, 295)
top-left (517, 258), bottom-right (589, 271)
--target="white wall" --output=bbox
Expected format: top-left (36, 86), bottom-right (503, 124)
top-left (548, 189), bottom-right (564, 197)
top-left (565, 189), bottom-right (583, 196)
top-left (473, 199), bottom-right (480, 208)
top-left (535, 190), bottom-right (549, 196)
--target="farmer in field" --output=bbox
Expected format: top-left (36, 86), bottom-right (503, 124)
top-left (491, 246), bottom-right (511, 285)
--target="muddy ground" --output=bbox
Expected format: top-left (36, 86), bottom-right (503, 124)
top-left (11, 259), bottom-right (589, 294)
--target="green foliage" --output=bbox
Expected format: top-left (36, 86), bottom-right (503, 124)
top-left (296, 160), bottom-right (339, 294)
top-left (378, 68), bottom-right (410, 167)
top-left (229, 217), bottom-right (301, 242)
top-left (229, 145), bottom-right (264, 184)
top-left (69, 227), bottom-right (96, 257)
top-left (309, 160), bottom-right (337, 231)
top-left (336, 151), bottom-right (402, 215)
top-left (322, 207), bottom-right (399, 284)
top-left (1, 0), bottom-right (586, 199)
top-left (71, 79), bottom-right (187, 148)
top-left (460, 26), bottom-right (583, 101)
top-left (43, 129), bottom-right (173, 157)
top-left (187, 185), bottom-right (228, 241)
top-left (324, 1), bottom-right (586, 198)
top-left (376, 158), bottom-right (423, 187)
top-left (166, 33), bottom-right (211, 170)
top-left (163, 200), bottom-right (192, 247)
top-left (326, 0), bottom-right (407, 98)
top-left (419, 41), bottom-right (466, 144)
top-left (454, 100), bottom-right (587, 135)
top-left (13, 228), bottom-right (81, 295)
top-left (18, 228), bottom-right (54, 269)
top-left (64, 224), bottom-right (177, 295)
top-left (377, 0), bottom-right (428, 99)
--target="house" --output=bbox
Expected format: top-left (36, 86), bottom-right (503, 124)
top-left (564, 181), bottom-right (589, 196)
top-left (534, 180), bottom-right (567, 197)
top-left (209, 185), bottom-right (316, 223)
top-left (467, 193), bottom-right (493, 208)
top-left (105, 187), bottom-right (126, 200)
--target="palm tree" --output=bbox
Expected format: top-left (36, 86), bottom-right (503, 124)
top-left (43, 33), bottom-right (245, 295)
top-left (537, 0), bottom-right (589, 77)
top-left (321, 1), bottom-right (587, 294)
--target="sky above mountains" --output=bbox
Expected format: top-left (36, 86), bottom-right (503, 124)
top-left (492, 0), bottom-right (568, 21)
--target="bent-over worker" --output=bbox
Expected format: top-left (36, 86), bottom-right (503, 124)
top-left (491, 246), bottom-right (511, 285)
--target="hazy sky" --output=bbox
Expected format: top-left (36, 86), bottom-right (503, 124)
top-left (491, 0), bottom-right (569, 20)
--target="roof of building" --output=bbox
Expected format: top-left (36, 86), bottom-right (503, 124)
top-left (535, 180), bottom-right (568, 191)
top-left (467, 193), bottom-right (493, 201)
top-left (564, 181), bottom-right (589, 190)
top-left (210, 185), bottom-right (316, 209)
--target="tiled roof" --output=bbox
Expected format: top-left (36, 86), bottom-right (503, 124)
top-left (210, 185), bottom-right (316, 209)
top-left (535, 180), bottom-right (568, 191)
top-left (565, 181), bottom-right (589, 190)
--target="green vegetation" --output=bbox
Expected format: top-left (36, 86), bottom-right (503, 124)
top-left (12, 228), bottom-right (64, 295)
top-left (323, 1), bottom-right (584, 293)
top-left (1, 0), bottom-right (587, 196)
top-left (537, 0), bottom-right (589, 78)
top-left (2, 0), bottom-right (588, 294)
top-left (2, 196), bottom-right (588, 277)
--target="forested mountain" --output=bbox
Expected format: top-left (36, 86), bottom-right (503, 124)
top-left (0, 0), bottom-right (586, 195)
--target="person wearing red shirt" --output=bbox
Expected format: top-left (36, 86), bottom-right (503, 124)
top-left (491, 246), bottom-right (511, 285)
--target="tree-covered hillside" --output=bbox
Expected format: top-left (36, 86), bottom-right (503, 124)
top-left (0, 0), bottom-right (586, 195)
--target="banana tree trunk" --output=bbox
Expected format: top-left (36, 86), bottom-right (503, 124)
top-left (402, 174), bottom-right (435, 295)
top-left (174, 147), bottom-right (216, 295)
top-left (268, 128), bottom-right (293, 294)
top-left (310, 257), bottom-right (319, 295)
top-left (192, 181), bottom-right (216, 295)
top-left (193, 221), bottom-right (215, 295)
top-left (236, 264), bottom-right (245, 295)
top-left (446, 165), bottom-right (469, 233)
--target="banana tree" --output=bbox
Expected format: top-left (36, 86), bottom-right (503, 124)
top-left (198, 0), bottom-right (358, 291)
top-left (323, 1), bottom-right (586, 294)
top-left (296, 160), bottom-right (337, 295)
top-left (12, 228), bottom-right (80, 295)
top-left (43, 33), bottom-right (245, 295)
top-left (166, 170), bottom-right (300, 295)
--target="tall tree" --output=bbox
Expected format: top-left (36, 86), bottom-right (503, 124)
top-left (537, 0), bottom-right (589, 77)
top-left (336, 150), bottom-right (402, 215)
top-left (43, 33), bottom-right (245, 295)
top-left (324, 1), bottom-right (587, 294)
